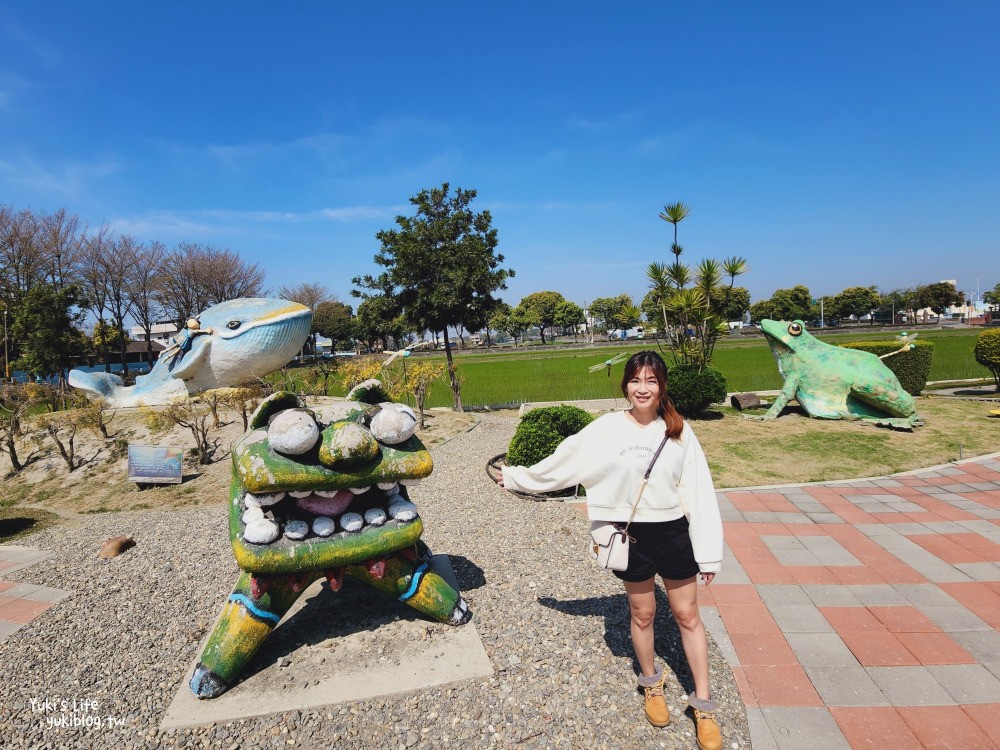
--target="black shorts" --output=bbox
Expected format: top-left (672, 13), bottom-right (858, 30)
top-left (612, 517), bottom-right (700, 583)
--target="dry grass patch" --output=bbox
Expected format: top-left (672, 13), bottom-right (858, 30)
top-left (0, 399), bottom-right (478, 517)
top-left (696, 396), bottom-right (1000, 487)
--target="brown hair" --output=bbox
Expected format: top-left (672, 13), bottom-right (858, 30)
top-left (620, 350), bottom-right (684, 439)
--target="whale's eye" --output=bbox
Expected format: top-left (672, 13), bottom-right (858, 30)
top-left (788, 323), bottom-right (803, 336)
top-left (227, 320), bottom-right (241, 330)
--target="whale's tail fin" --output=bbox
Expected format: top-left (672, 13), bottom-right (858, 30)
top-left (68, 369), bottom-right (123, 401)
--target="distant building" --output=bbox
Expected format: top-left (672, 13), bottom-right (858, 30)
top-left (130, 321), bottom-right (180, 344)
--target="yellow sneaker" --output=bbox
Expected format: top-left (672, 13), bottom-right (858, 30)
top-left (693, 708), bottom-right (722, 750)
top-left (642, 677), bottom-right (670, 727)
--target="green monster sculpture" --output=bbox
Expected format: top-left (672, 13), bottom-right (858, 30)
top-left (752, 319), bottom-right (922, 429)
top-left (189, 385), bottom-right (472, 698)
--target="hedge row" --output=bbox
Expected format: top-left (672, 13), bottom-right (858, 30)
top-left (837, 339), bottom-right (934, 395)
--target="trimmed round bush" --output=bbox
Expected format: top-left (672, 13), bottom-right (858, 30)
top-left (838, 340), bottom-right (934, 395)
top-left (974, 328), bottom-right (1000, 391)
top-left (666, 364), bottom-right (727, 416)
top-left (506, 405), bottom-right (594, 467)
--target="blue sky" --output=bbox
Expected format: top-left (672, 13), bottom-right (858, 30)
top-left (2, 2), bottom-right (998, 312)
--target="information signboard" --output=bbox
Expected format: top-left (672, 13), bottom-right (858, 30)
top-left (127, 444), bottom-right (184, 485)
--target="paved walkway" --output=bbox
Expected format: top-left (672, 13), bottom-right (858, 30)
top-left (0, 546), bottom-right (70, 644)
top-left (4, 453), bottom-right (1000, 747)
top-left (704, 454), bottom-right (1000, 749)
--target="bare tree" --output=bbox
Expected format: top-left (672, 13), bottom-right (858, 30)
top-left (78, 226), bottom-right (115, 371)
top-left (0, 206), bottom-right (46, 305)
top-left (155, 243), bottom-right (267, 325)
top-left (278, 282), bottom-right (335, 356)
top-left (105, 234), bottom-right (138, 373)
top-left (39, 208), bottom-right (83, 289)
top-left (126, 240), bottom-right (168, 366)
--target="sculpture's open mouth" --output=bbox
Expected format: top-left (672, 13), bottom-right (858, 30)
top-left (228, 390), bottom-right (431, 573)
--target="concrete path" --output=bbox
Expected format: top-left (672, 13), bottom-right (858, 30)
top-left (0, 546), bottom-right (70, 644)
top-left (705, 454), bottom-right (1000, 749)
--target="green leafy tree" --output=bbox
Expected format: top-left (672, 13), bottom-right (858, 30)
top-left (646, 203), bottom-right (748, 369)
top-left (509, 304), bottom-right (538, 344)
top-left (751, 285), bottom-right (814, 322)
top-left (353, 294), bottom-right (405, 352)
top-left (984, 283), bottom-right (1000, 311)
top-left (589, 294), bottom-right (633, 339)
top-left (518, 291), bottom-right (566, 344)
top-left (91, 321), bottom-right (127, 358)
top-left (353, 184), bottom-right (513, 411)
top-left (313, 301), bottom-right (354, 350)
top-left (917, 282), bottom-right (963, 315)
top-left (714, 286), bottom-right (751, 323)
top-left (11, 283), bottom-right (88, 380)
top-left (554, 300), bottom-right (585, 338)
top-left (876, 287), bottom-right (919, 323)
top-left (831, 286), bottom-right (882, 325)
top-left (974, 328), bottom-right (1000, 391)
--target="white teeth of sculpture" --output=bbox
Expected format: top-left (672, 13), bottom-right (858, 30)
top-left (363, 507), bottom-right (387, 526)
top-left (376, 481), bottom-right (398, 493)
top-left (288, 490), bottom-right (312, 498)
top-left (348, 486), bottom-right (369, 495)
top-left (399, 478), bottom-right (421, 487)
top-left (247, 492), bottom-right (285, 507)
top-left (283, 520), bottom-right (310, 540)
top-left (315, 490), bottom-right (341, 498)
top-left (244, 518), bottom-right (280, 544)
top-left (312, 516), bottom-right (336, 537)
top-left (244, 494), bottom-right (262, 509)
top-left (339, 512), bottom-right (364, 532)
top-left (242, 506), bottom-right (265, 524)
top-left (388, 500), bottom-right (418, 521)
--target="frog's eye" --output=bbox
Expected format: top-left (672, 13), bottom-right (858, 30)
top-left (788, 323), bottom-right (803, 336)
top-left (227, 320), bottom-right (241, 330)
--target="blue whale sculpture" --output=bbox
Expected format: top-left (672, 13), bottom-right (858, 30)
top-left (69, 298), bottom-right (312, 407)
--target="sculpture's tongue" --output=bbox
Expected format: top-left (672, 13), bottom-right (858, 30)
top-left (294, 490), bottom-right (353, 516)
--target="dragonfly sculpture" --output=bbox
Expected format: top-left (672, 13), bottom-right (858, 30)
top-left (880, 331), bottom-right (918, 360)
top-left (588, 352), bottom-right (628, 376)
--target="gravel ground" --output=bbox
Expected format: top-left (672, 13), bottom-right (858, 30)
top-left (0, 412), bottom-right (749, 750)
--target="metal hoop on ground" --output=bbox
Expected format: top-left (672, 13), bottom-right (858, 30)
top-left (486, 453), bottom-right (581, 502)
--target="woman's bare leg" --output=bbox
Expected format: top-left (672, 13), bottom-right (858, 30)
top-left (623, 577), bottom-right (658, 677)
top-left (663, 576), bottom-right (710, 700)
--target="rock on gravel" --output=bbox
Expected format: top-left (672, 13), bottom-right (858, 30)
top-left (0, 412), bottom-right (750, 749)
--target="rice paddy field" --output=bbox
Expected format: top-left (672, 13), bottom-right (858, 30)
top-left (288, 327), bottom-right (994, 409)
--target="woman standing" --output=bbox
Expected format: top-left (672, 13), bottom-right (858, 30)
top-left (499, 351), bottom-right (723, 750)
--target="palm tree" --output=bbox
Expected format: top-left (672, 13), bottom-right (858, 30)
top-left (659, 202), bottom-right (690, 259)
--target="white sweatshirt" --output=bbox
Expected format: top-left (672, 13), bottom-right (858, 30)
top-left (501, 411), bottom-right (724, 573)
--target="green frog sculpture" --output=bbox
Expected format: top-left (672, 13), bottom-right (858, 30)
top-left (753, 319), bottom-right (922, 429)
top-left (190, 383), bottom-right (471, 698)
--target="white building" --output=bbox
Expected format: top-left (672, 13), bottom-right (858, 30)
top-left (129, 321), bottom-right (179, 344)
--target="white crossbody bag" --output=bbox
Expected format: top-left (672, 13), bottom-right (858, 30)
top-left (589, 431), bottom-right (672, 571)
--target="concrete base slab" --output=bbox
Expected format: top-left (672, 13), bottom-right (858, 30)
top-left (160, 555), bottom-right (492, 729)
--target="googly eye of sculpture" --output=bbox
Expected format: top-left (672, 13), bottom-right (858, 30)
top-left (189, 385), bottom-right (472, 699)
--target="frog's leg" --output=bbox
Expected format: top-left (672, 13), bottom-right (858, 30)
top-left (849, 379), bottom-right (916, 419)
top-left (345, 547), bottom-right (472, 626)
top-left (752, 373), bottom-right (800, 421)
top-left (189, 570), bottom-right (321, 698)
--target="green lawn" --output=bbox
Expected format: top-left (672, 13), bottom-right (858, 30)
top-left (283, 327), bottom-right (992, 408)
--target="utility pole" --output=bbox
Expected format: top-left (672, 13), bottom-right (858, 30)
top-left (3, 308), bottom-right (8, 380)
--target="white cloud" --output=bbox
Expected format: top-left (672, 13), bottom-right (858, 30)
top-left (0, 155), bottom-right (120, 198)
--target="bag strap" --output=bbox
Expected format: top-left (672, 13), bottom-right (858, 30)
top-left (622, 430), bottom-right (671, 538)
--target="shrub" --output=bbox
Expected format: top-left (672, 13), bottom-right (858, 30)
top-left (506, 405), bottom-right (594, 467)
top-left (666, 364), bottom-right (727, 416)
top-left (974, 329), bottom-right (1000, 391)
top-left (838, 340), bottom-right (934, 395)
